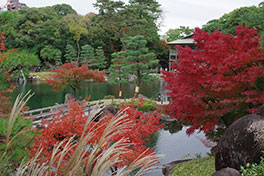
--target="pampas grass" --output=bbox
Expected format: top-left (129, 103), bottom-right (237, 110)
top-left (3, 93), bottom-right (162, 175)
top-left (0, 91), bottom-right (34, 175)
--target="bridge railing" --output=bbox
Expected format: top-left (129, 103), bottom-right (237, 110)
top-left (23, 101), bottom-right (105, 121)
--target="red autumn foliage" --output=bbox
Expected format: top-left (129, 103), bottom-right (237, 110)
top-left (0, 85), bottom-right (16, 118)
top-left (29, 99), bottom-right (162, 168)
top-left (45, 63), bottom-right (106, 97)
top-left (0, 32), bottom-right (5, 51)
top-left (163, 25), bottom-right (264, 134)
top-left (0, 33), bottom-right (16, 118)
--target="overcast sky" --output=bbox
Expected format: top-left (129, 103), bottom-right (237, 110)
top-left (1, 0), bottom-right (263, 34)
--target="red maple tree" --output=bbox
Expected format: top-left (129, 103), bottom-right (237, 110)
top-left (29, 99), bottom-right (162, 172)
top-left (45, 63), bottom-right (106, 97)
top-left (163, 25), bottom-right (264, 135)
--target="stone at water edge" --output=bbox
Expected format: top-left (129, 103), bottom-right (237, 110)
top-left (214, 105), bottom-right (264, 171)
top-left (212, 167), bottom-right (240, 176)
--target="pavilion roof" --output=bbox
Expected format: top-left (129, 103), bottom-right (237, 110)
top-left (167, 34), bottom-right (195, 45)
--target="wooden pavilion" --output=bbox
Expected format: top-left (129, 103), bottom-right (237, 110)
top-left (166, 34), bottom-right (196, 71)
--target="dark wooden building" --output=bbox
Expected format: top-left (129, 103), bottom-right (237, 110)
top-left (167, 34), bottom-right (196, 71)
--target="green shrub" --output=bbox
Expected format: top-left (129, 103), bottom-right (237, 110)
top-left (138, 100), bottom-right (157, 112)
top-left (125, 99), bottom-right (157, 112)
top-left (241, 157), bottom-right (264, 176)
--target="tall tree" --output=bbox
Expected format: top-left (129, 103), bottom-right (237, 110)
top-left (93, 0), bottom-right (162, 51)
top-left (52, 4), bottom-right (77, 16)
top-left (64, 44), bottom-right (77, 63)
top-left (80, 44), bottom-right (94, 65)
top-left (108, 51), bottom-right (129, 98)
top-left (94, 46), bottom-right (107, 70)
top-left (65, 14), bottom-right (89, 64)
top-left (163, 26), bottom-right (264, 137)
top-left (122, 35), bottom-right (159, 96)
top-left (202, 3), bottom-right (264, 46)
top-left (40, 45), bottom-right (62, 67)
top-left (2, 49), bottom-right (39, 75)
top-left (126, 0), bottom-right (162, 43)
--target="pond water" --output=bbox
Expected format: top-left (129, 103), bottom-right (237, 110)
top-left (13, 80), bottom-right (161, 109)
top-left (13, 80), bottom-right (211, 175)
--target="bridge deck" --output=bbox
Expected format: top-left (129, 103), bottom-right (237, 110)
top-left (23, 101), bottom-right (104, 125)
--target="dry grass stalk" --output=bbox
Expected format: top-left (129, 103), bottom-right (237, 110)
top-left (0, 91), bottom-right (34, 173)
top-left (13, 99), bottom-right (162, 176)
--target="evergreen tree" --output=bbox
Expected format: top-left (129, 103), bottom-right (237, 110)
top-left (108, 51), bottom-right (129, 98)
top-left (122, 35), bottom-right (159, 96)
top-left (80, 44), bottom-right (95, 65)
top-left (64, 44), bottom-right (77, 63)
top-left (94, 47), bottom-right (107, 70)
top-left (54, 50), bottom-right (62, 66)
top-left (125, 0), bottom-right (162, 44)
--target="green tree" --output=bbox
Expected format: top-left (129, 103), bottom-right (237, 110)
top-left (108, 51), bottom-right (129, 98)
top-left (93, 0), bottom-right (162, 53)
top-left (202, 3), bottom-right (264, 45)
top-left (64, 44), bottom-right (77, 63)
top-left (125, 0), bottom-right (162, 43)
top-left (40, 45), bottom-right (62, 67)
top-left (0, 49), bottom-right (39, 89)
top-left (94, 47), bottom-right (107, 70)
top-left (166, 26), bottom-right (193, 42)
top-left (80, 44), bottom-right (94, 65)
top-left (52, 4), bottom-right (77, 16)
top-left (122, 35), bottom-right (158, 96)
top-left (65, 14), bottom-right (89, 64)
top-left (0, 6), bottom-right (74, 66)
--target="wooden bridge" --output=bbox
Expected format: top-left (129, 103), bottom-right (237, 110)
top-left (23, 101), bottom-right (105, 125)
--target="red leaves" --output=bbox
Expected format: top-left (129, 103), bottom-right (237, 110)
top-left (163, 25), bottom-right (264, 134)
top-left (30, 99), bottom-right (162, 167)
top-left (0, 33), bottom-right (5, 51)
top-left (45, 63), bottom-right (105, 94)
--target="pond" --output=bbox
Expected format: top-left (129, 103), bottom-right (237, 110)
top-left (13, 80), bottom-right (161, 109)
top-left (13, 80), bottom-right (211, 175)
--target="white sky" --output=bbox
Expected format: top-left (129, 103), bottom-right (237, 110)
top-left (1, 0), bottom-right (263, 34)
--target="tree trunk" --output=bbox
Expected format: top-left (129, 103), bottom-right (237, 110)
top-left (134, 69), bottom-right (141, 97)
top-left (71, 86), bottom-right (76, 99)
top-left (119, 83), bottom-right (122, 98)
top-left (76, 39), bottom-right (80, 65)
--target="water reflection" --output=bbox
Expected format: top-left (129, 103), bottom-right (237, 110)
top-left (162, 120), bottom-right (183, 134)
top-left (13, 81), bottom-right (160, 109)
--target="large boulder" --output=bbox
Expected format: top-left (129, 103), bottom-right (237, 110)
top-left (214, 105), bottom-right (264, 171)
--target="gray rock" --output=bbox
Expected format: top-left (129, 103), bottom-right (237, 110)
top-left (214, 105), bottom-right (264, 171)
top-left (93, 105), bottom-right (118, 122)
top-left (64, 93), bottom-right (74, 103)
top-left (212, 167), bottom-right (240, 176)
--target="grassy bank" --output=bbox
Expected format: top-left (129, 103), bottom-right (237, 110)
top-left (29, 72), bottom-right (53, 79)
top-left (170, 156), bottom-right (215, 176)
